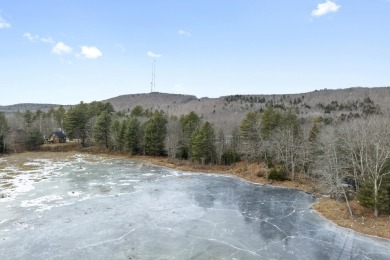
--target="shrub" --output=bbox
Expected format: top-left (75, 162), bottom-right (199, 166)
top-left (221, 149), bottom-right (240, 165)
top-left (357, 181), bottom-right (390, 214)
top-left (256, 171), bottom-right (264, 178)
top-left (268, 168), bottom-right (287, 181)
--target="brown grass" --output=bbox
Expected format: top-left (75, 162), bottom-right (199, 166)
top-left (313, 199), bottom-right (390, 239)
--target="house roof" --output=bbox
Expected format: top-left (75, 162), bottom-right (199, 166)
top-left (52, 131), bottom-right (66, 138)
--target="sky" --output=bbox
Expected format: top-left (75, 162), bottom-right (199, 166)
top-left (1, 0), bottom-right (389, 105)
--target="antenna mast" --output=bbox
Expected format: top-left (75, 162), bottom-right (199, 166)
top-left (151, 59), bottom-right (156, 92)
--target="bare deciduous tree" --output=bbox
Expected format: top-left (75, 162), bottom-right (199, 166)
top-left (314, 125), bottom-right (354, 217)
top-left (166, 117), bottom-right (182, 159)
top-left (269, 127), bottom-right (303, 181)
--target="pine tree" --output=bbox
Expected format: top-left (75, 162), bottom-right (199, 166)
top-left (126, 117), bottom-right (142, 155)
top-left (0, 112), bottom-right (10, 153)
top-left (308, 122), bottom-right (320, 142)
top-left (143, 111), bottom-right (167, 156)
top-left (191, 121), bottom-right (216, 164)
top-left (64, 102), bottom-right (89, 146)
top-left (94, 111), bottom-right (112, 149)
top-left (178, 111), bottom-right (201, 159)
top-left (261, 106), bottom-right (282, 139)
top-left (26, 129), bottom-right (44, 150)
top-left (240, 111), bottom-right (262, 161)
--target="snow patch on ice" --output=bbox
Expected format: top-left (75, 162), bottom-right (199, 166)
top-left (1, 158), bottom-right (71, 202)
top-left (20, 194), bottom-right (63, 208)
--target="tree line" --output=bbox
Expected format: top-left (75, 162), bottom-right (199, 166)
top-left (0, 101), bottom-right (389, 217)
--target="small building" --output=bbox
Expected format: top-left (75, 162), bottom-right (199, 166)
top-left (47, 131), bottom-right (66, 144)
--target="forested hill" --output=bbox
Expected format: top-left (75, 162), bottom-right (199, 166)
top-left (0, 103), bottom-right (69, 114)
top-left (103, 87), bottom-right (390, 132)
top-left (2, 87), bottom-right (390, 132)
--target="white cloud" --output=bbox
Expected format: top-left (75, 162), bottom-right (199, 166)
top-left (41, 37), bottom-right (55, 44)
top-left (80, 46), bottom-right (102, 59)
top-left (24, 33), bottom-right (54, 44)
top-left (23, 33), bottom-right (39, 42)
top-left (178, 30), bottom-right (191, 37)
top-left (0, 15), bottom-right (11, 29)
top-left (147, 51), bottom-right (161, 58)
top-left (52, 42), bottom-right (72, 55)
top-left (311, 1), bottom-right (341, 17)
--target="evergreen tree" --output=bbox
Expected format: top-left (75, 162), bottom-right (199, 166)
top-left (240, 111), bottom-right (262, 161)
top-left (240, 112), bottom-right (261, 141)
top-left (94, 111), bottom-right (112, 149)
top-left (130, 105), bottom-right (144, 117)
top-left (26, 129), bottom-right (44, 150)
top-left (191, 121), bottom-right (216, 164)
top-left (23, 110), bottom-right (34, 131)
top-left (64, 102), bottom-right (89, 146)
top-left (0, 112), bottom-right (10, 153)
top-left (178, 111), bottom-right (201, 159)
top-left (126, 117), bottom-right (142, 155)
top-left (54, 106), bottom-right (66, 131)
top-left (308, 122), bottom-right (320, 142)
top-left (144, 112), bottom-right (167, 156)
top-left (261, 106), bottom-right (282, 139)
top-left (280, 109), bottom-right (300, 136)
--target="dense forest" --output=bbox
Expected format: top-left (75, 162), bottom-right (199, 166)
top-left (0, 93), bottom-right (389, 218)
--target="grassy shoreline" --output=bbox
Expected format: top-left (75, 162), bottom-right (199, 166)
top-left (2, 149), bottom-right (390, 240)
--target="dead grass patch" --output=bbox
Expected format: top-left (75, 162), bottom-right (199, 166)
top-left (18, 164), bottom-right (39, 171)
top-left (313, 198), bottom-right (390, 239)
top-left (2, 183), bottom-right (14, 189)
top-left (2, 175), bottom-right (14, 180)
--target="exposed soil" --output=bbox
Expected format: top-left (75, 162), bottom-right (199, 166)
top-left (1, 150), bottom-right (389, 240)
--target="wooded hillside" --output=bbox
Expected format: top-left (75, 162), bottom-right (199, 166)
top-left (103, 87), bottom-right (390, 132)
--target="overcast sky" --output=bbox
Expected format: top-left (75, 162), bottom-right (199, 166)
top-left (1, 1), bottom-right (389, 105)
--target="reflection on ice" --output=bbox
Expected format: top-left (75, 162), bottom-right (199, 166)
top-left (0, 154), bottom-right (389, 259)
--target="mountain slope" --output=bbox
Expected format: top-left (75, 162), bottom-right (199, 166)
top-left (104, 87), bottom-right (390, 132)
top-left (2, 87), bottom-right (389, 133)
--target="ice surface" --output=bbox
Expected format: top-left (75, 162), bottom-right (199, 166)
top-left (1, 154), bottom-right (390, 259)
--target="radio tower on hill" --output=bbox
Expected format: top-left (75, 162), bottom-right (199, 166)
top-left (150, 59), bottom-right (156, 93)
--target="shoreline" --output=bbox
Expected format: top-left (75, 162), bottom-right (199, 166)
top-left (1, 150), bottom-right (390, 240)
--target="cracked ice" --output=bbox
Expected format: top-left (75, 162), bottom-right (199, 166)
top-left (0, 154), bottom-right (390, 259)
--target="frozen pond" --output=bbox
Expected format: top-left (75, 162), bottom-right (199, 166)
top-left (1, 154), bottom-right (390, 259)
